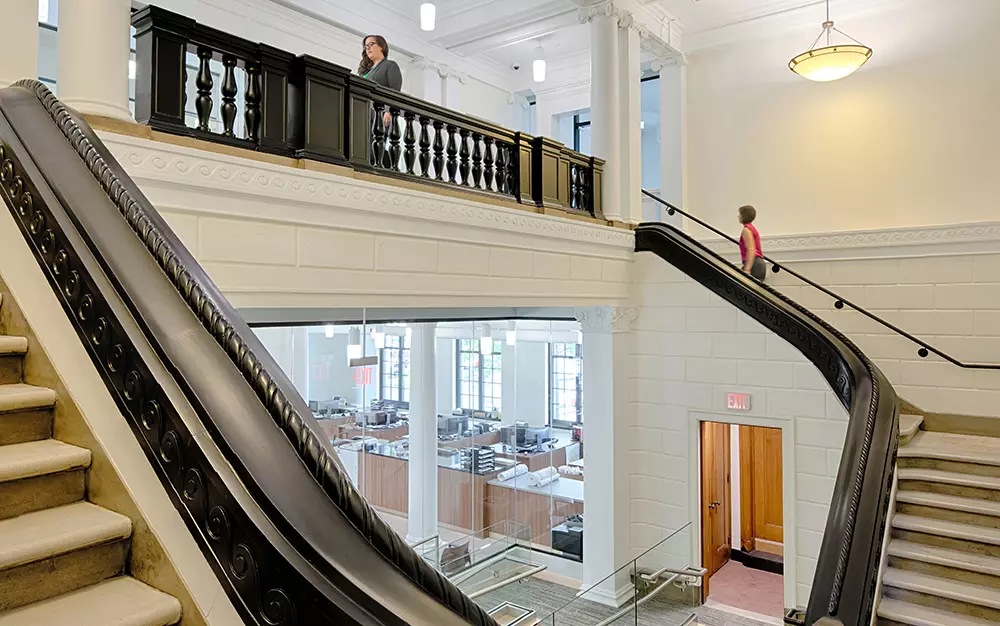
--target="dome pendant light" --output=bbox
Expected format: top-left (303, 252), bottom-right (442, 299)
top-left (789, 0), bottom-right (872, 82)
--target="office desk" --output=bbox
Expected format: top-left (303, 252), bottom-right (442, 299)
top-left (484, 474), bottom-right (584, 548)
top-left (340, 422), bottom-right (409, 442)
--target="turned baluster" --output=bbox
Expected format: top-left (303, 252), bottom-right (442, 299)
top-left (371, 102), bottom-right (387, 167)
top-left (570, 165), bottom-right (580, 210)
top-left (244, 62), bottom-right (261, 143)
top-left (220, 55), bottom-right (238, 137)
top-left (483, 137), bottom-right (496, 192)
top-left (402, 111), bottom-right (417, 175)
top-left (458, 129), bottom-right (471, 186)
top-left (432, 121), bottom-right (445, 180)
top-left (195, 47), bottom-right (214, 132)
top-left (494, 143), bottom-right (507, 194)
top-left (418, 116), bottom-right (432, 178)
top-left (505, 145), bottom-right (517, 195)
top-left (581, 168), bottom-right (592, 213)
top-left (387, 107), bottom-right (403, 171)
top-left (470, 133), bottom-right (483, 189)
top-left (445, 125), bottom-right (459, 183)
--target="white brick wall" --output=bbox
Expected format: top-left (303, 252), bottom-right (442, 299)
top-left (630, 253), bottom-right (850, 607)
top-left (765, 252), bottom-right (1000, 418)
top-left (630, 233), bottom-right (1000, 608)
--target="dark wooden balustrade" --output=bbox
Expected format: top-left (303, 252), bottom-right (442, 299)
top-left (131, 5), bottom-right (604, 219)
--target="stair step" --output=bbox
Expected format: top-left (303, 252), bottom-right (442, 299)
top-left (900, 414), bottom-right (924, 444)
top-left (0, 440), bottom-right (90, 519)
top-left (889, 540), bottom-right (1000, 578)
top-left (898, 468), bottom-right (1000, 492)
top-left (0, 502), bottom-right (131, 572)
top-left (901, 431), bottom-right (1000, 468)
top-left (0, 502), bottom-right (132, 611)
top-left (0, 577), bottom-right (180, 626)
top-left (893, 514), bottom-right (1000, 547)
top-left (0, 440), bottom-right (91, 484)
top-left (897, 490), bottom-right (1000, 518)
top-left (0, 339), bottom-right (27, 357)
top-left (878, 597), bottom-right (995, 626)
top-left (0, 385), bottom-right (55, 416)
top-left (883, 567), bottom-right (1000, 611)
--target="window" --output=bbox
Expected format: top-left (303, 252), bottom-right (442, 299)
top-left (456, 340), bottom-right (502, 411)
top-left (550, 343), bottom-right (583, 426)
top-left (573, 112), bottom-right (591, 153)
top-left (380, 334), bottom-right (410, 402)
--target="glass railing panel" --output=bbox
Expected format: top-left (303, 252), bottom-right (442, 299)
top-left (537, 522), bottom-right (694, 626)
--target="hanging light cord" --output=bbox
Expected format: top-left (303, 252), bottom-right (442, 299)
top-left (805, 0), bottom-right (866, 51)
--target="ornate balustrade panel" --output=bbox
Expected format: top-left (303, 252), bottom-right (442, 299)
top-left (133, 6), bottom-right (292, 155)
top-left (131, 5), bottom-right (605, 220)
top-left (353, 78), bottom-right (519, 201)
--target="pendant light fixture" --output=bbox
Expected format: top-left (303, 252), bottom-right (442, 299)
top-left (506, 321), bottom-right (517, 346)
top-left (324, 324), bottom-right (335, 339)
top-left (420, 3), bottom-right (436, 32)
top-left (371, 324), bottom-right (386, 350)
top-left (789, 0), bottom-right (872, 82)
top-left (532, 45), bottom-right (546, 83)
top-left (347, 327), bottom-right (362, 361)
top-left (479, 323), bottom-right (493, 355)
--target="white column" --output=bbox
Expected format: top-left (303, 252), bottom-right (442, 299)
top-left (442, 72), bottom-right (466, 114)
top-left (582, 4), bottom-right (622, 222)
top-left (58, 0), bottom-right (133, 120)
top-left (0, 0), bottom-right (39, 88)
top-left (656, 56), bottom-right (687, 229)
top-left (291, 327), bottom-right (310, 402)
top-left (408, 57), bottom-right (443, 105)
top-left (577, 306), bottom-right (637, 607)
top-left (501, 341), bottom-right (517, 425)
top-left (534, 97), bottom-right (554, 139)
top-left (407, 323), bottom-right (438, 543)
top-left (617, 14), bottom-right (643, 225)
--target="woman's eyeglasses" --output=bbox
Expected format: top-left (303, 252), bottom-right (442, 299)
top-left (364, 42), bottom-right (378, 50)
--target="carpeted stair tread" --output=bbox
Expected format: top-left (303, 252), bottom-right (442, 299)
top-left (0, 385), bottom-right (55, 414)
top-left (0, 439), bottom-right (90, 483)
top-left (898, 467), bottom-right (1000, 492)
top-left (0, 502), bottom-right (131, 571)
top-left (897, 490), bottom-right (1000, 518)
top-left (892, 513), bottom-right (1000, 546)
top-left (888, 540), bottom-right (1000, 578)
top-left (877, 597), bottom-right (996, 626)
top-left (0, 576), bottom-right (180, 625)
top-left (882, 567), bottom-right (1000, 610)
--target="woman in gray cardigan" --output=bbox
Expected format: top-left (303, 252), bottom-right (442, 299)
top-left (359, 35), bottom-right (402, 91)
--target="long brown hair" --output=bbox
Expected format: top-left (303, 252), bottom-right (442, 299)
top-left (358, 35), bottom-right (389, 76)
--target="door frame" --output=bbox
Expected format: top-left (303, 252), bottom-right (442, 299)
top-left (689, 410), bottom-right (798, 611)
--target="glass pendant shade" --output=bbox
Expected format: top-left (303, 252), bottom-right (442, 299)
top-left (790, 1), bottom-right (872, 83)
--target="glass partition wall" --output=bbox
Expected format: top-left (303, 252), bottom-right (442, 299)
top-left (252, 316), bottom-right (587, 592)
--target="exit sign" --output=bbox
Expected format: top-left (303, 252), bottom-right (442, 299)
top-left (727, 393), bottom-right (751, 411)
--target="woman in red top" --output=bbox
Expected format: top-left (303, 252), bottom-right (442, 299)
top-left (738, 205), bottom-right (767, 281)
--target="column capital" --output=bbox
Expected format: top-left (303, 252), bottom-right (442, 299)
top-left (578, 0), bottom-right (622, 24)
top-left (651, 53), bottom-right (687, 72)
top-left (575, 306), bottom-right (637, 334)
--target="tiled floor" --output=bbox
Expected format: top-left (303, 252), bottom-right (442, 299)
top-left (707, 560), bottom-right (784, 619)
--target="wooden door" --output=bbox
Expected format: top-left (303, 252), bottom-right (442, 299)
top-left (740, 425), bottom-right (783, 555)
top-left (701, 421), bottom-right (731, 597)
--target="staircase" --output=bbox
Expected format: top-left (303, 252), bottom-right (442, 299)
top-left (878, 407), bottom-right (1000, 625)
top-left (0, 295), bottom-right (181, 625)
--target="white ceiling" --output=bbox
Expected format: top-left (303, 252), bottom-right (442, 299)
top-left (362, 0), bottom-right (888, 83)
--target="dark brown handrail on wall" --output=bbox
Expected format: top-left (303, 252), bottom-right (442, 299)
top-left (642, 190), bottom-right (1000, 370)
top-left (131, 5), bottom-right (604, 219)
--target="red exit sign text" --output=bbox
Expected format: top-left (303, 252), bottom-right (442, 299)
top-left (727, 393), bottom-right (751, 411)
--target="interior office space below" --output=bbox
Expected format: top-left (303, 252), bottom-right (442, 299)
top-left (252, 316), bottom-right (588, 583)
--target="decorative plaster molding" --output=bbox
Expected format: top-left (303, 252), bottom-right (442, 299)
top-left (651, 53), bottom-right (687, 71)
top-left (575, 306), bottom-right (638, 334)
top-left (698, 221), bottom-right (1000, 261)
top-left (409, 55), bottom-right (449, 78)
top-left (99, 132), bottom-right (635, 253)
top-left (578, 0), bottom-right (618, 24)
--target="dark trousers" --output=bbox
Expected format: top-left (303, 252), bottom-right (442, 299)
top-left (750, 257), bottom-right (767, 281)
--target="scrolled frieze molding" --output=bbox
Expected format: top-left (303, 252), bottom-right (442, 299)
top-left (651, 53), bottom-right (687, 72)
top-left (575, 306), bottom-right (638, 334)
top-left (578, 0), bottom-right (618, 24)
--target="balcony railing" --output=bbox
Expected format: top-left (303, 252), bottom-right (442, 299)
top-left (131, 5), bottom-right (605, 220)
